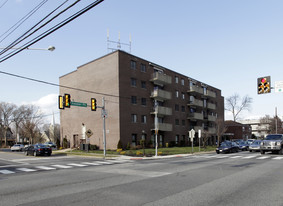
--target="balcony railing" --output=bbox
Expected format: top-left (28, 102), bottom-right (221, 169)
top-left (187, 85), bottom-right (203, 94)
top-left (150, 89), bottom-right (172, 101)
top-left (150, 72), bottom-right (172, 86)
top-left (152, 123), bottom-right (173, 132)
top-left (151, 106), bottom-right (172, 116)
top-left (203, 90), bottom-right (216, 98)
top-left (207, 102), bottom-right (216, 110)
top-left (188, 99), bottom-right (203, 107)
top-left (208, 115), bottom-right (216, 122)
top-left (208, 127), bottom-right (216, 134)
top-left (187, 112), bottom-right (204, 121)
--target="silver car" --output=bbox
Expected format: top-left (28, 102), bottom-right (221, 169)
top-left (249, 140), bottom-right (262, 152)
top-left (260, 134), bottom-right (283, 155)
top-left (11, 144), bottom-right (24, 152)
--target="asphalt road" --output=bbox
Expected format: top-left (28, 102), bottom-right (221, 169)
top-left (1, 150), bottom-right (283, 206)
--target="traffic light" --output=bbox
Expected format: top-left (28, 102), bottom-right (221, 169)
top-left (91, 98), bottom-right (97, 111)
top-left (58, 95), bottom-right (64, 110)
top-left (64, 94), bottom-right (71, 108)
top-left (258, 76), bottom-right (271, 94)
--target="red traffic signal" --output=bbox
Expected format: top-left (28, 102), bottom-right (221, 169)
top-left (258, 76), bottom-right (271, 94)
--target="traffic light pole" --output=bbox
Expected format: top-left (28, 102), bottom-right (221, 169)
top-left (102, 97), bottom-right (106, 158)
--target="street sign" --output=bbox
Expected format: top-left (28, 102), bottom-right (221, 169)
top-left (70, 101), bottom-right (87, 107)
top-left (198, 129), bottom-right (201, 138)
top-left (101, 109), bottom-right (108, 118)
top-left (275, 81), bottom-right (283, 93)
top-left (85, 129), bottom-right (93, 138)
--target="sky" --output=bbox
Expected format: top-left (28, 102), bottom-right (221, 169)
top-left (0, 0), bottom-right (283, 124)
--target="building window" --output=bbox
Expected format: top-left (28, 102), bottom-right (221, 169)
top-left (131, 114), bottom-right (137, 123)
top-left (175, 104), bottom-right (179, 111)
top-left (141, 115), bottom-right (147, 123)
top-left (181, 106), bottom-right (185, 112)
top-left (130, 60), bottom-right (136, 69)
top-left (203, 87), bottom-right (207, 95)
top-left (175, 119), bottom-right (180, 125)
top-left (181, 78), bottom-right (185, 86)
top-left (141, 81), bottom-right (146, 89)
top-left (175, 135), bottom-right (179, 145)
top-left (141, 98), bottom-right (147, 106)
top-left (182, 120), bottom-right (186, 126)
top-left (131, 78), bottom-right (137, 87)
top-left (203, 99), bottom-right (207, 107)
top-left (182, 93), bottom-right (185, 100)
top-left (131, 96), bottom-right (137, 104)
top-left (175, 76), bottom-right (179, 84)
top-left (175, 90), bottom-right (179, 98)
top-left (141, 63), bottom-right (146, 72)
top-left (132, 134), bottom-right (137, 146)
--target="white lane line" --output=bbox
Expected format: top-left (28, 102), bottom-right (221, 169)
top-left (230, 156), bottom-right (242, 159)
top-left (67, 163), bottom-right (88, 167)
top-left (256, 156), bottom-right (270, 160)
top-left (95, 161), bottom-right (113, 165)
top-left (0, 170), bottom-right (15, 174)
top-left (204, 155), bottom-right (219, 158)
top-left (17, 168), bottom-right (37, 172)
top-left (216, 156), bottom-right (229, 159)
top-left (35, 166), bottom-right (56, 170)
top-left (272, 157), bottom-right (283, 160)
top-left (51, 165), bottom-right (73, 169)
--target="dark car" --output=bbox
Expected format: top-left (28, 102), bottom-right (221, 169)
top-left (216, 141), bottom-right (239, 154)
top-left (24, 144), bottom-right (52, 156)
top-left (249, 140), bottom-right (262, 152)
top-left (238, 141), bottom-right (249, 151)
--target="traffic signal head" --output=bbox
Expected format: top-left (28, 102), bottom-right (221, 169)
top-left (58, 95), bottom-right (64, 109)
top-left (64, 94), bottom-right (71, 107)
top-left (258, 76), bottom-right (271, 94)
top-left (91, 98), bottom-right (97, 111)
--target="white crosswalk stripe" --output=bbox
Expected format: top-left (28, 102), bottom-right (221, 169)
top-left (52, 165), bottom-right (73, 169)
top-left (0, 170), bottom-right (15, 174)
top-left (95, 161), bottom-right (113, 165)
top-left (35, 166), bottom-right (56, 170)
top-left (81, 162), bottom-right (102, 166)
top-left (256, 156), bottom-right (270, 160)
top-left (242, 155), bottom-right (258, 159)
top-left (272, 157), bottom-right (283, 160)
top-left (17, 168), bottom-right (37, 172)
top-left (67, 163), bottom-right (88, 167)
top-left (230, 156), bottom-right (242, 159)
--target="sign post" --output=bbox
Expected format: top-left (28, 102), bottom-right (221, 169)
top-left (198, 129), bottom-right (201, 152)
top-left (189, 129), bottom-right (195, 153)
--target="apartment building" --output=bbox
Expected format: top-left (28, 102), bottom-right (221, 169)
top-left (59, 50), bottom-right (224, 149)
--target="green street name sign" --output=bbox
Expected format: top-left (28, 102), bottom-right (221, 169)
top-left (70, 101), bottom-right (87, 107)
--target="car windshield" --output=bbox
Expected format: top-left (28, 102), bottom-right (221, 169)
top-left (252, 140), bottom-right (261, 145)
top-left (35, 144), bottom-right (48, 148)
top-left (265, 135), bottom-right (283, 140)
top-left (221, 142), bottom-right (231, 147)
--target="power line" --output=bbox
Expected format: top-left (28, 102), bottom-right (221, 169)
top-left (0, 0), bottom-right (8, 9)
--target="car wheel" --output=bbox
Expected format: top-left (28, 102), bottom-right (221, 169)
top-left (249, 150), bottom-right (252, 152)
top-left (260, 150), bottom-right (265, 155)
top-left (216, 151), bottom-right (219, 154)
top-left (34, 151), bottom-right (37, 157)
top-left (279, 148), bottom-right (283, 155)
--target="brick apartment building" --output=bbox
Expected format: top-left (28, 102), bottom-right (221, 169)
top-left (223, 120), bottom-right (252, 141)
top-left (59, 50), bottom-right (224, 149)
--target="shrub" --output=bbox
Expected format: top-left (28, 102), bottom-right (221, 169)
top-left (90, 144), bottom-right (99, 150)
top-left (158, 152), bottom-right (163, 155)
top-left (136, 151), bottom-right (142, 156)
top-left (117, 148), bottom-right (122, 153)
top-left (120, 151), bottom-right (126, 155)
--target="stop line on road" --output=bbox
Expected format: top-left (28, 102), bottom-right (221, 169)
top-left (191, 154), bottom-right (283, 160)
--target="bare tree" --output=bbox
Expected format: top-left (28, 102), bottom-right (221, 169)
top-left (260, 115), bottom-right (282, 134)
top-left (12, 105), bottom-right (28, 143)
top-left (0, 102), bottom-right (17, 147)
top-left (225, 94), bottom-right (253, 121)
top-left (215, 118), bottom-right (227, 147)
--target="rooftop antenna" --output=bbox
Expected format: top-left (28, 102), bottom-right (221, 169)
top-left (107, 29), bottom-right (131, 53)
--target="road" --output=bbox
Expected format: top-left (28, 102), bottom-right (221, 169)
top-left (1, 150), bottom-right (283, 206)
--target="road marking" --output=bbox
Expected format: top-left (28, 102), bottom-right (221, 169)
top-left (0, 170), bottom-right (15, 174)
top-left (67, 163), bottom-right (87, 167)
top-left (51, 165), bottom-right (73, 169)
top-left (17, 168), bottom-right (37, 172)
top-left (242, 156), bottom-right (257, 159)
top-left (35, 166), bottom-right (56, 170)
top-left (81, 162), bottom-right (101, 166)
top-left (256, 156), bottom-right (270, 160)
top-left (272, 157), bottom-right (283, 160)
top-left (95, 161), bottom-right (113, 165)
top-left (216, 156), bottom-right (229, 158)
top-left (230, 156), bottom-right (242, 159)
top-left (108, 160), bottom-right (130, 164)
top-left (204, 155), bottom-right (219, 158)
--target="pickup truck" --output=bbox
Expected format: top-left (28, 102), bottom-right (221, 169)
top-left (260, 134), bottom-right (283, 155)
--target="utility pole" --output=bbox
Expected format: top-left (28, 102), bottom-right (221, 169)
top-left (275, 107), bottom-right (278, 134)
top-left (154, 100), bottom-right (158, 157)
top-left (102, 97), bottom-right (106, 158)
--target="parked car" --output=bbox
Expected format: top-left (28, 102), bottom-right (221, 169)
top-left (249, 140), bottom-right (262, 152)
top-left (216, 141), bottom-right (239, 154)
top-left (44, 142), bottom-right (57, 149)
top-left (11, 144), bottom-right (24, 152)
top-left (24, 144), bottom-right (52, 156)
top-left (260, 134), bottom-right (283, 154)
top-left (238, 141), bottom-right (249, 151)
top-left (247, 139), bottom-right (255, 145)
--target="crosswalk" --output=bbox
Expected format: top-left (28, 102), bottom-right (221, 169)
top-left (189, 154), bottom-right (283, 161)
top-left (0, 159), bottom-right (131, 175)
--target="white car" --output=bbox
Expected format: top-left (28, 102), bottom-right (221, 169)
top-left (11, 144), bottom-right (25, 152)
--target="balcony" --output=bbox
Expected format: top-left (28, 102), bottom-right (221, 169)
top-left (207, 102), bottom-right (216, 110)
top-left (208, 115), bottom-right (216, 122)
top-left (151, 89), bottom-right (172, 101)
top-left (151, 106), bottom-right (172, 116)
top-left (187, 112), bottom-right (204, 121)
top-left (152, 123), bottom-right (173, 132)
top-left (188, 99), bottom-right (203, 108)
top-left (193, 126), bottom-right (203, 132)
top-left (150, 72), bottom-right (172, 86)
top-left (202, 90), bottom-right (216, 99)
top-left (208, 127), bottom-right (216, 134)
top-left (187, 85), bottom-right (203, 94)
